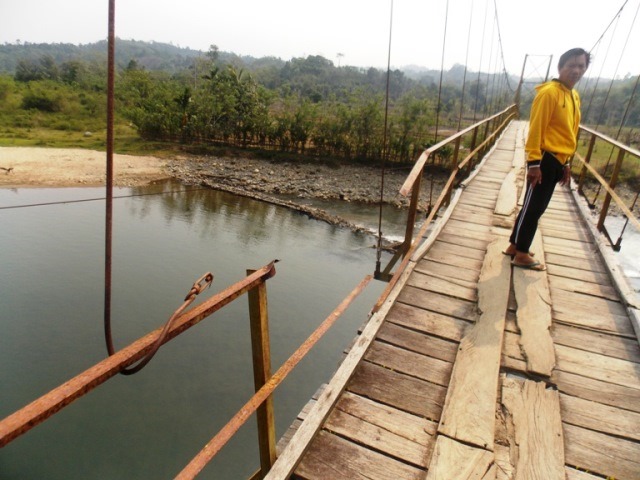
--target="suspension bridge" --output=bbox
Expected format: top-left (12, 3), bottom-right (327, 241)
top-left (1, 0), bottom-right (640, 479)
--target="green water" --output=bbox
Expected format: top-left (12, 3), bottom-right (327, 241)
top-left (0, 181), bottom-right (393, 479)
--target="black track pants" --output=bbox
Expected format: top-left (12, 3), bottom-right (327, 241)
top-left (509, 152), bottom-right (565, 253)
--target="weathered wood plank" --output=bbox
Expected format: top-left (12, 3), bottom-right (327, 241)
top-left (548, 275), bottom-right (619, 301)
top-left (564, 467), bottom-right (606, 479)
top-left (437, 231), bottom-right (490, 251)
top-left (552, 323), bottom-right (640, 363)
top-left (428, 240), bottom-right (486, 261)
top-left (414, 259), bottom-right (480, 284)
top-left (560, 392), bottom-right (640, 441)
top-left (495, 168), bottom-right (518, 216)
top-left (545, 252), bottom-right (608, 273)
top-left (438, 240), bottom-right (511, 449)
top-left (552, 308), bottom-right (635, 337)
top-left (407, 270), bottom-right (477, 302)
top-left (425, 435), bottom-right (494, 480)
top-left (546, 263), bottom-right (611, 285)
top-left (347, 361), bottom-right (446, 420)
top-left (425, 243), bottom-right (485, 270)
top-left (397, 286), bottom-right (478, 322)
top-left (386, 302), bottom-right (472, 342)
top-left (555, 343), bottom-right (640, 390)
top-left (324, 406), bottom-right (429, 468)
top-left (294, 430), bottom-right (424, 480)
top-left (513, 234), bottom-right (555, 376)
top-left (553, 368), bottom-right (640, 413)
top-left (375, 322), bottom-right (459, 363)
top-left (501, 377), bottom-right (565, 479)
top-left (365, 340), bottom-right (452, 387)
top-left (563, 423), bottom-right (640, 480)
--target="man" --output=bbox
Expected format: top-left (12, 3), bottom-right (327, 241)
top-left (504, 48), bottom-right (590, 271)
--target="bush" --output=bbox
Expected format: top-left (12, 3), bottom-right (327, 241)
top-left (21, 91), bottom-right (63, 112)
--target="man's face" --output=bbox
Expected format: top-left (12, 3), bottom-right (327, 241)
top-left (558, 54), bottom-right (588, 88)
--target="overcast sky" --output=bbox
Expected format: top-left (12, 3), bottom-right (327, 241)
top-left (1, 0), bottom-right (638, 79)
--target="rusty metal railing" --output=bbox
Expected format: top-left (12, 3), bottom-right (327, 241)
top-left (375, 104), bottom-right (518, 282)
top-left (0, 261), bottom-right (372, 479)
top-left (575, 125), bottom-right (640, 250)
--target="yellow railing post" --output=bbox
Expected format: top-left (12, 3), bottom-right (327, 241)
top-left (247, 271), bottom-right (276, 478)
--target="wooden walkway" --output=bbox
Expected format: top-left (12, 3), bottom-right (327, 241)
top-left (269, 121), bottom-right (640, 480)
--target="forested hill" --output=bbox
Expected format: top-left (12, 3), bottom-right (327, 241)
top-left (0, 39), bottom-right (255, 74)
top-left (0, 39), bottom-right (478, 85)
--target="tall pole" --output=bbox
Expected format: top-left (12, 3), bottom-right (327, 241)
top-left (104, 0), bottom-right (115, 355)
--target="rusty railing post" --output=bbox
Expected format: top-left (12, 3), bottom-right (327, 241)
top-left (247, 271), bottom-right (276, 477)
top-left (577, 132), bottom-right (596, 195)
top-left (445, 136), bottom-right (462, 206)
top-left (597, 148), bottom-right (626, 232)
top-left (402, 173), bottom-right (422, 253)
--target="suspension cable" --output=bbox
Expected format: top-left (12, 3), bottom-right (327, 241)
top-left (434, 0), bottom-right (449, 142)
top-left (590, 0), bottom-right (631, 52)
top-left (473, 0), bottom-right (490, 121)
top-left (375, 0), bottom-right (394, 276)
top-left (457, 0), bottom-right (474, 131)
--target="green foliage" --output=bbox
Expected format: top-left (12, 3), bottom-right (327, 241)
top-left (1, 40), bottom-right (637, 167)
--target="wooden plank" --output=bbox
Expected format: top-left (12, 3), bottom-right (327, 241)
top-left (545, 252), bottom-right (608, 273)
top-left (513, 234), bottom-right (555, 376)
top-left (451, 209), bottom-right (494, 226)
top-left (552, 288), bottom-right (626, 316)
top-left (425, 435), bottom-right (494, 480)
top-left (407, 270), bottom-right (477, 302)
top-left (494, 444), bottom-right (514, 480)
top-left (438, 240), bottom-right (511, 448)
top-left (397, 286), bottom-right (478, 322)
top-left (459, 196), bottom-right (497, 209)
top-left (501, 377), bottom-right (565, 479)
top-left (414, 261), bottom-right (479, 287)
top-left (556, 343), bottom-right (640, 390)
top-left (552, 307), bottom-right (635, 337)
top-left (375, 322), bottom-right (459, 363)
top-left (324, 407), bottom-right (429, 468)
top-left (563, 423), bottom-right (640, 480)
top-left (564, 467), bottom-right (606, 479)
top-left (443, 222), bottom-right (494, 242)
top-left (365, 340), bottom-right (452, 387)
top-left (553, 368), bottom-right (640, 413)
top-left (560, 392), bottom-right (640, 441)
top-left (335, 391), bottom-right (437, 442)
top-left (347, 361), bottom-right (446, 420)
top-left (424, 248), bottom-right (484, 271)
top-left (546, 263), bottom-right (610, 285)
top-left (415, 259), bottom-right (480, 286)
top-left (552, 323), bottom-right (640, 363)
top-left (386, 303), bottom-right (471, 343)
top-left (429, 240), bottom-right (486, 261)
top-left (495, 168), bottom-right (518, 216)
top-left (437, 231), bottom-right (490, 251)
top-left (294, 430), bottom-right (424, 480)
top-left (548, 275), bottom-right (618, 301)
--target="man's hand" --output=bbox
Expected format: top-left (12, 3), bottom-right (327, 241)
top-left (527, 166), bottom-right (542, 187)
top-left (560, 165), bottom-right (571, 186)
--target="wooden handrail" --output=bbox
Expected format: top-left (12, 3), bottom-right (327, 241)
top-left (573, 151), bottom-right (640, 231)
top-left (580, 125), bottom-right (640, 159)
top-left (400, 104), bottom-right (517, 196)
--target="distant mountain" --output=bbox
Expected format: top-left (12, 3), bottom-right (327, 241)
top-left (0, 39), bottom-right (283, 74)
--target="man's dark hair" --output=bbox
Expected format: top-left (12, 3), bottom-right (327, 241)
top-left (558, 48), bottom-right (591, 69)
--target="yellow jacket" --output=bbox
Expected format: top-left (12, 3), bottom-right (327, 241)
top-left (525, 79), bottom-right (581, 166)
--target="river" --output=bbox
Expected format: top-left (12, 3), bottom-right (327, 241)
top-left (0, 180), bottom-right (396, 479)
top-left (1, 180), bottom-right (637, 479)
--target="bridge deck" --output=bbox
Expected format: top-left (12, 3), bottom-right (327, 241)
top-left (272, 121), bottom-right (640, 480)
